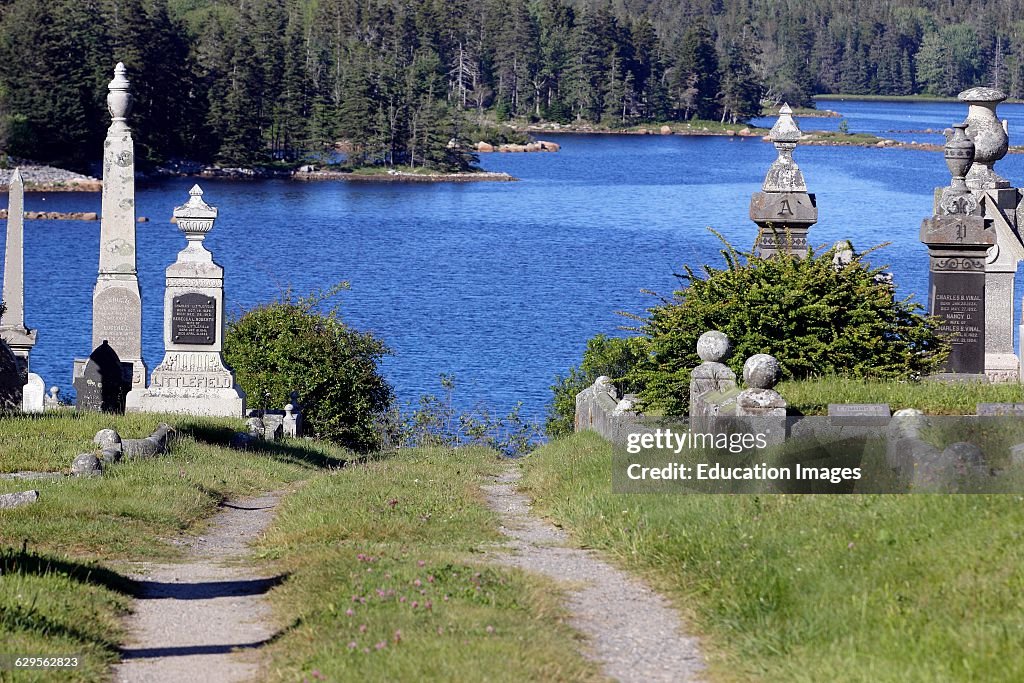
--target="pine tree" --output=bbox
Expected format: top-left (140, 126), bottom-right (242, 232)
top-left (674, 20), bottom-right (720, 120)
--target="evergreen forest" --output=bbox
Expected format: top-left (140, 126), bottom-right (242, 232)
top-left (0, 0), bottom-right (1018, 170)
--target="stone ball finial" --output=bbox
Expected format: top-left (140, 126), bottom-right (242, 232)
top-left (743, 354), bottom-right (781, 389)
top-left (72, 453), bottom-right (103, 477)
top-left (696, 331), bottom-right (732, 363)
top-left (107, 62), bottom-right (132, 123)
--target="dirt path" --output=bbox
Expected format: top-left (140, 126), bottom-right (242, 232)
top-left (113, 491), bottom-right (288, 683)
top-left (482, 466), bottom-right (705, 683)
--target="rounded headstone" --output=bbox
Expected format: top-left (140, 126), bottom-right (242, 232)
top-left (696, 331), bottom-right (731, 363)
top-left (742, 354), bottom-right (781, 390)
top-left (93, 428), bottom-right (122, 450)
top-left (71, 453), bottom-right (102, 477)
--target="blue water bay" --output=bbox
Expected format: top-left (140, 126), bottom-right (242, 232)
top-left (7, 101), bottom-right (1024, 422)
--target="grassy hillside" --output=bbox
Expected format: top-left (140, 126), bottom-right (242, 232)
top-left (522, 431), bottom-right (1024, 682)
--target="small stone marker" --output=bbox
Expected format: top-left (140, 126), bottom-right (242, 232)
top-left (71, 453), bottom-right (103, 477)
top-left (828, 403), bottom-right (892, 426)
top-left (0, 489), bottom-right (39, 509)
top-left (976, 403), bottom-right (1024, 416)
top-left (22, 372), bottom-right (44, 412)
top-left (125, 186), bottom-right (245, 416)
top-left (73, 341), bottom-right (129, 413)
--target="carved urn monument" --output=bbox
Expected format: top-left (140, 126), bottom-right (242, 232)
top-left (954, 87), bottom-right (1024, 381)
top-left (126, 186), bottom-right (246, 416)
top-left (921, 124), bottom-right (995, 376)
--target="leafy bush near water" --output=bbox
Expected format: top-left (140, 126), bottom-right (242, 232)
top-left (549, 239), bottom-right (948, 427)
top-left (223, 286), bottom-right (393, 452)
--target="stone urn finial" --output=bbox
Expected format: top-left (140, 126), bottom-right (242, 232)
top-left (762, 103), bottom-right (807, 193)
top-left (938, 122), bottom-right (980, 216)
top-left (173, 184), bottom-right (218, 243)
top-left (958, 86), bottom-right (1009, 190)
top-left (107, 62), bottom-right (132, 128)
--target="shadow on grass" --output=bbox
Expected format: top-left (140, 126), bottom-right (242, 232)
top-left (175, 421), bottom-right (348, 470)
top-left (1, 600), bottom-right (122, 651)
top-left (0, 546), bottom-right (135, 595)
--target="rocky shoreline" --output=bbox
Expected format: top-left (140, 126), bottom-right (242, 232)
top-left (0, 165), bottom-right (101, 192)
top-left (293, 169), bottom-right (517, 182)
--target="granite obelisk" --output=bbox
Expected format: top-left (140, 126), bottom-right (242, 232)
top-left (1, 168), bottom-right (37, 369)
top-left (86, 63), bottom-right (146, 391)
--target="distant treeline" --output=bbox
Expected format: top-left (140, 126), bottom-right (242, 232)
top-left (0, 0), bottom-right (1017, 170)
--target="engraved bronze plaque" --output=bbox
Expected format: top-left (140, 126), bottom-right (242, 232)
top-left (171, 293), bottom-right (217, 345)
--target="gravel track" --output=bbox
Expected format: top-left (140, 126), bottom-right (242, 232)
top-left (112, 491), bottom-right (288, 683)
top-left (482, 466), bottom-right (705, 683)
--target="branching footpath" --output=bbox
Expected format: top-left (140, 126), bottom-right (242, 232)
top-left (482, 464), bottom-right (706, 683)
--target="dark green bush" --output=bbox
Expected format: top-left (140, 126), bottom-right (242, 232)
top-left (223, 286), bottom-right (393, 452)
top-left (546, 334), bottom-right (649, 438)
top-left (629, 239), bottom-right (947, 415)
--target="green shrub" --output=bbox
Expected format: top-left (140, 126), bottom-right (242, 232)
top-left (629, 238), bottom-right (947, 415)
top-left (546, 334), bottom-right (649, 438)
top-left (223, 286), bottom-right (393, 452)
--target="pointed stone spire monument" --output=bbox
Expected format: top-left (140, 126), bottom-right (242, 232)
top-left (1, 169), bottom-right (37, 367)
top-left (126, 185), bottom-right (245, 416)
top-left (749, 104), bottom-right (818, 257)
top-left (0, 168), bottom-right (44, 411)
top-left (75, 63), bottom-right (146, 406)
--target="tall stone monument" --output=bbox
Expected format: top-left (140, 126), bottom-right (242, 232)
top-left (921, 123), bottom-right (995, 376)
top-left (76, 62), bottom-right (146, 395)
top-left (0, 169), bottom-right (36, 374)
top-left (952, 88), bottom-right (1024, 382)
top-left (126, 185), bottom-right (245, 416)
top-left (749, 104), bottom-right (818, 257)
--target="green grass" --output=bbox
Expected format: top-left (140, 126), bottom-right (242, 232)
top-left (781, 377), bottom-right (1024, 416)
top-left (0, 413), bottom-right (349, 682)
top-left (259, 446), bottom-right (603, 682)
top-left (0, 413), bottom-right (347, 560)
top-left (522, 431), bottom-right (1024, 682)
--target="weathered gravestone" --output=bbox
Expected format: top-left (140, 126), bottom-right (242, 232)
top-left (75, 63), bottom-right (146, 393)
top-left (921, 121), bottom-right (995, 376)
top-left (689, 331), bottom-right (738, 432)
top-left (828, 403), bottom-right (892, 427)
top-left (126, 186), bottom-right (245, 416)
top-left (749, 104), bottom-right (817, 258)
top-left (976, 403), bottom-right (1024, 416)
top-left (73, 341), bottom-right (128, 413)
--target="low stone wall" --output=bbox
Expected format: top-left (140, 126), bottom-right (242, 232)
top-left (574, 376), bottom-right (645, 446)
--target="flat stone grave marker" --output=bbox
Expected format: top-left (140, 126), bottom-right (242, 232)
top-left (74, 341), bottom-right (128, 413)
top-left (828, 403), bottom-right (892, 426)
top-left (976, 403), bottom-right (1024, 416)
